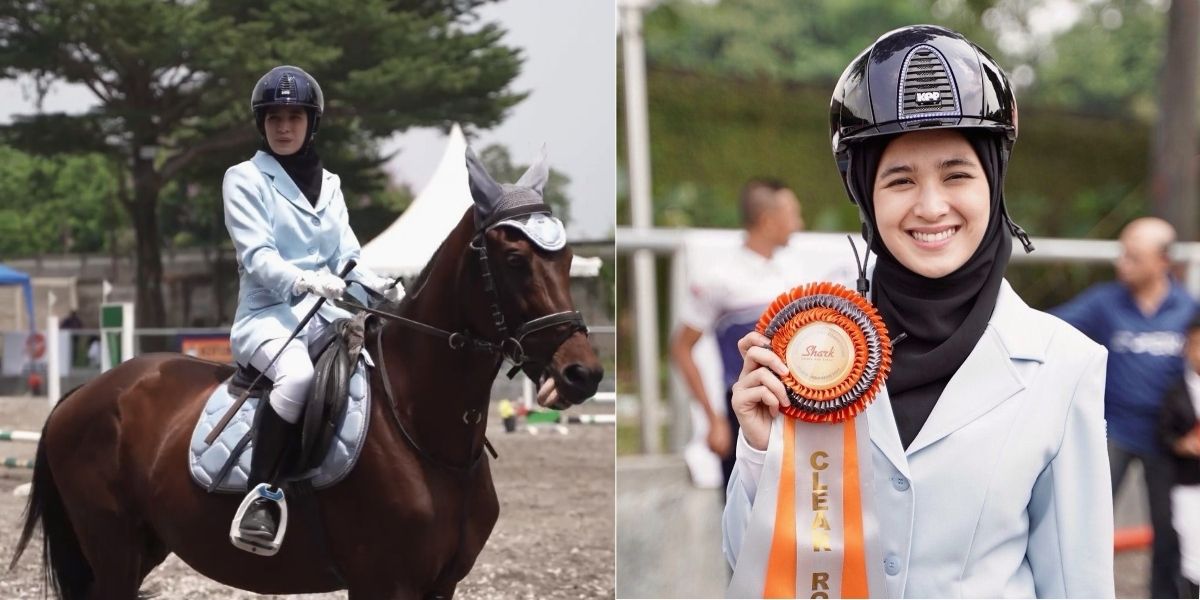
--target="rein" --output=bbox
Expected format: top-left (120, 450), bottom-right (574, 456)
top-left (338, 203), bottom-right (588, 472)
top-left (371, 322), bottom-right (495, 473)
top-left (336, 203), bottom-right (589, 381)
top-left (336, 284), bottom-right (585, 380)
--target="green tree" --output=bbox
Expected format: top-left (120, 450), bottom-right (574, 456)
top-left (479, 143), bottom-right (573, 225)
top-left (641, 0), bottom-right (1169, 121)
top-left (0, 145), bottom-right (119, 257)
top-left (0, 0), bottom-right (524, 326)
top-left (643, 0), bottom-right (933, 84)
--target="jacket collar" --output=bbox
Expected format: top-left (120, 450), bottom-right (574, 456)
top-left (251, 150), bottom-right (331, 216)
top-left (869, 279), bottom-right (1050, 469)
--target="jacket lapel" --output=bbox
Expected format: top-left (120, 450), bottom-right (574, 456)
top-left (867, 387), bottom-right (912, 478)
top-left (252, 151), bottom-right (318, 217)
top-left (313, 171), bottom-right (334, 213)
top-left (904, 279), bottom-right (1047, 456)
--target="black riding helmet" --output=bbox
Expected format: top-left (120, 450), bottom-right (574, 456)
top-left (829, 25), bottom-right (1032, 258)
top-left (250, 65), bottom-right (324, 147)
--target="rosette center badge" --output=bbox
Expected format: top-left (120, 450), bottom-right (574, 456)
top-left (756, 282), bottom-right (892, 423)
top-left (785, 321), bottom-right (855, 391)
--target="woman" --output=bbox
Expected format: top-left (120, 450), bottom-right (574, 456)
top-left (723, 26), bottom-right (1114, 597)
top-left (223, 65), bottom-right (402, 546)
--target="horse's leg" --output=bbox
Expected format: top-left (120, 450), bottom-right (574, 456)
top-left (424, 583), bottom-right (457, 599)
top-left (138, 531), bottom-right (171, 584)
top-left (346, 583), bottom-right (422, 600)
top-left (67, 513), bottom-right (146, 598)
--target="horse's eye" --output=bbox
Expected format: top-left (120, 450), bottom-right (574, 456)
top-left (505, 253), bottom-right (529, 269)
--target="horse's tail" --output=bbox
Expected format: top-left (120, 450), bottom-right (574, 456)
top-left (9, 385), bottom-right (93, 599)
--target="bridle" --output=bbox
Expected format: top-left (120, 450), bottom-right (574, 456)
top-left (336, 202), bottom-right (589, 383)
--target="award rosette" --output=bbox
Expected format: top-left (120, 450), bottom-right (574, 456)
top-left (728, 282), bottom-right (890, 599)
top-left (757, 282), bottom-right (891, 423)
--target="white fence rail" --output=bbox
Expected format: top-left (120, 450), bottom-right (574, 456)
top-left (615, 227), bottom-right (1200, 455)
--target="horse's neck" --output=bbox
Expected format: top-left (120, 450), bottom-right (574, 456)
top-left (378, 217), bottom-right (498, 459)
top-left (391, 287), bottom-right (499, 401)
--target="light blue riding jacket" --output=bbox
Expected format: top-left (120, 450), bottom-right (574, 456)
top-left (223, 151), bottom-right (376, 366)
top-left (724, 280), bottom-right (1115, 598)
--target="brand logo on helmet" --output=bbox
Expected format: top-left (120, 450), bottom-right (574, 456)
top-left (915, 91), bottom-right (941, 105)
top-left (279, 73), bottom-right (295, 97)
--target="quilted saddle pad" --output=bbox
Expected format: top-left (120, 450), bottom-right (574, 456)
top-left (189, 358), bottom-right (372, 493)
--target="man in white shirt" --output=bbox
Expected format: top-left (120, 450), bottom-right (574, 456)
top-left (670, 178), bottom-right (804, 495)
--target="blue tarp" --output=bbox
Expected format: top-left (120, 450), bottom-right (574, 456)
top-left (0, 264), bottom-right (35, 331)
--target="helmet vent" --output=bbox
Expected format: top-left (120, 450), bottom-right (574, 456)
top-left (278, 73), bottom-right (296, 98)
top-left (898, 45), bottom-right (959, 120)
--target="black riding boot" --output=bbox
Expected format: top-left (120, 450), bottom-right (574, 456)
top-left (238, 402), bottom-right (294, 540)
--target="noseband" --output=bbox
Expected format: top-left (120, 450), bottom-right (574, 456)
top-left (338, 203), bottom-right (588, 381)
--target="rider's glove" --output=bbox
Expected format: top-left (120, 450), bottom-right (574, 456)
top-left (363, 274), bottom-right (406, 303)
top-left (292, 270), bottom-right (346, 300)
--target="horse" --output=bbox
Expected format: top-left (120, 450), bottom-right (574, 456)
top-left (9, 150), bottom-right (603, 599)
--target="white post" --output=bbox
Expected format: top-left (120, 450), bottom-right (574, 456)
top-left (522, 375), bottom-right (535, 412)
top-left (621, 0), bottom-right (662, 454)
top-left (122, 303), bottom-right (135, 362)
top-left (46, 315), bottom-right (60, 406)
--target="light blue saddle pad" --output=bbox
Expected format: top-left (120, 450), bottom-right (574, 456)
top-left (189, 358), bottom-right (372, 493)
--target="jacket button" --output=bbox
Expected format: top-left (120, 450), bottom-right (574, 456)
top-left (884, 555), bottom-right (901, 576)
top-left (311, 216), bottom-right (319, 226)
top-left (308, 247), bottom-right (317, 255)
top-left (892, 475), bottom-right (910, 492)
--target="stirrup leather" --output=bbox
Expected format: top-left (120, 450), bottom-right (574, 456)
top-left (230, 483), bottom-right (289, 556)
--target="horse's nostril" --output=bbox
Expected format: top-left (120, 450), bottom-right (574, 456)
top-left (563, 363), bottom-right (602, 389)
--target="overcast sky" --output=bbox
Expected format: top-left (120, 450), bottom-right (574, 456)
top-left (0, 0), bottom-right (616, 239)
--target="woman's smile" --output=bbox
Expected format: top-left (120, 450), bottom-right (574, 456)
top-left (907, 224), bottom-right (961, 248)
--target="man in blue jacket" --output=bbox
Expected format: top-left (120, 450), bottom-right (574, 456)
top-left (1053, 216), bottom-right (1195, 598)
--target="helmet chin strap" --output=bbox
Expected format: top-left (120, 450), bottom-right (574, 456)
top-left (841, 151), bottom-right (874, 298)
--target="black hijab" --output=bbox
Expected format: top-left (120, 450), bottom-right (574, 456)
top-left (261, 110), bottom-right (323, 206)
top-left (847, 129), bottom-right (1012, 448)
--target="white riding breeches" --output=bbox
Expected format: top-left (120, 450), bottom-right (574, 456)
top-left (248, 315), bottom-right (329, 424)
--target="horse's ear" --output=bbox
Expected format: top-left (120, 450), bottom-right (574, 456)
top-left (465, 146), bottom-right (503, 222)
top-left (515, 144), bottom-right (549, 196)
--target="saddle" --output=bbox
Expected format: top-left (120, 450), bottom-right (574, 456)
top-left (230, 312), bottom-right (369, 476)
top-left (190, 313), bottom-right (373, 493)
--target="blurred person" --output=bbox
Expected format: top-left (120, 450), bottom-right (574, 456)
top-left (224, 65), bottom-right (403, 549)
top-left (1160, 313), bottom-right (1200, 598)
top-left (59, 310), bottom-right (83, 329)
top-left (670, 178), bottom-right (803, 493)
top-left (725, 25), bottom-right (1113, 597)
top-left (86, 336), bottom-right (100, 367)
top-left (1053, 216), bottom-right (1195, 598)
top-left (59, 309), bottom-right (84, 366)
top-left (499, 398), bottom-right (518, 433)
top-left (27, 371), bottom-right (42, 396)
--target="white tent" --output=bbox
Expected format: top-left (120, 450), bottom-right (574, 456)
top-left (361, 124), bottom-right (600, 278)
top-left (361, 124), bottom-right (474, 277)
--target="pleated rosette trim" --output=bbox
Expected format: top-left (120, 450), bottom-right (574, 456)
top-left (756, 282), bottom-right (892, 423)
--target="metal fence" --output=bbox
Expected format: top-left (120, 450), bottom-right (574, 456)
top-left (615, 226), bottom-right (1200, 455)
top-left (1, 325), bottom-right (616, 404)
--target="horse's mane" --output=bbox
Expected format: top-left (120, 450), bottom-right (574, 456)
top-left (390, 207), bottom-right (474, 314)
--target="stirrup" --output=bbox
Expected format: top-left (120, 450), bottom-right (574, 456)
top-left (230, 483), bottom-right (289, 556)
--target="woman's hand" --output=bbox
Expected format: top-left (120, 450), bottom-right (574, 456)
top-left (364, 274), bottom-right (406, 303)
top-left (293, 270), bottom-right (346, 300)
top-left (730, 331), bottom-right (790, 451)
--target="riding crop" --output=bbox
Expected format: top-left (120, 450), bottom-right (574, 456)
top-left (204, 260), bottom-right (357, 445)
